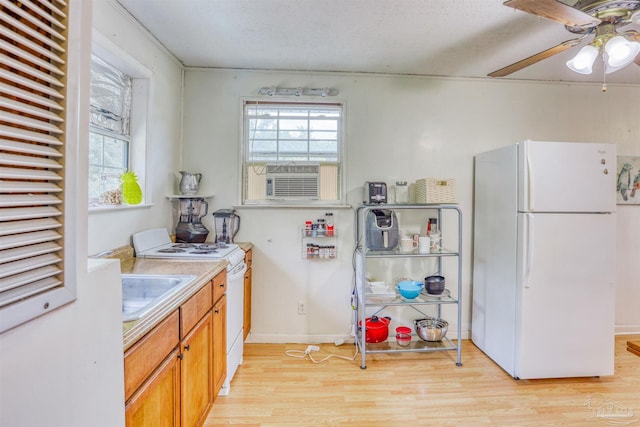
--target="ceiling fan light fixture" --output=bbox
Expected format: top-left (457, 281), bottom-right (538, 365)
top-left (566, 44), bottom-right (599, 74)
top-left (604, 35), bottom-right (640, 69)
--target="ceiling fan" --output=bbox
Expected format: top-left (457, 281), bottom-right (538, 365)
top-left (489, 0), bottom-right (640, 77)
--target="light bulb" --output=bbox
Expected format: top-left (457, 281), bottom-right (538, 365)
top-left (605, 36), bottom-right (640, 70)
top-left (566, 44), bottom-right (599, 74)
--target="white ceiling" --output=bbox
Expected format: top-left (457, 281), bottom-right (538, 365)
top-left (114, 0), bottom-right (640, 85)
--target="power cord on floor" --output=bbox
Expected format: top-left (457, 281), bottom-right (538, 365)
top-left (285, 341), bottom-right (359, 364)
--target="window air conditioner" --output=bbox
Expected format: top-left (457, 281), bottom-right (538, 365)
top-left (265, 164), bottom-right (320, 199)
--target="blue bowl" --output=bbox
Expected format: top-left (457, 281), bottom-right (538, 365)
top-left (397, 281), bottom-right (423, 299)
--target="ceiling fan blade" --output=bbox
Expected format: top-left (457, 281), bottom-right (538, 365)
top-left (488, 38), bottom-right (582, 77)
top-left (504, 0), bottom-right (600, 28)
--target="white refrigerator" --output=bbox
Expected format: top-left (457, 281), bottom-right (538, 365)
top-left (472, 140), bottom-right (616, 379)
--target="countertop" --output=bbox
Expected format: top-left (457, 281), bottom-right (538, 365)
top-left (120, 242), bottom-right (253, 352)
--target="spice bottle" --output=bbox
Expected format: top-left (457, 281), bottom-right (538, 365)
top-left (325, 212), bottom-right (334, 236)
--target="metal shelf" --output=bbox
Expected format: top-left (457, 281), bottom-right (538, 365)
top-left (353, 203), bottom-right (463, 369)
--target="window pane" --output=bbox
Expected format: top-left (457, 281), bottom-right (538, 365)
top-left (251, 130), bottom-right (277, 140)
top-left (103, 136), bottom-right (128, 168)
top-left (280, 140), bottom-right (309, 154)
top-left (88, 130), bottom-right (129, 205)
top-left (89, 133), bottom-right (104, 165)
top-left (310, 140), bottom-right (337, 154)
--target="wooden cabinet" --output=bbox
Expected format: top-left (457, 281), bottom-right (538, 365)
top-left (180, 312), bottom-right (213, 427)
top-left (212, 294), bottom-right (227, 396)
top-left (125, 269), bottom-right (228, 427)
top-left (125, 348), bottom-right (180, 427)
top-left (243, 249), bottom-right (252, 340)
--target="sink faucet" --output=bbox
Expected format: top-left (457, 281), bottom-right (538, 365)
top-left (91, 250), bottom-right (114, 259)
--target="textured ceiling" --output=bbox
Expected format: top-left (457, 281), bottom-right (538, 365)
top-left (114, 0), bottom-right (640, 85)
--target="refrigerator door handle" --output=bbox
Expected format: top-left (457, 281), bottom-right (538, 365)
top-left (526, 143), bottom-right (535, 211)
top-left (524, 213), bottom-right (534, 288)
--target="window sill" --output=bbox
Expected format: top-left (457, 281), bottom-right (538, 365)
top-left (89, 203), bottom-right (155, 214)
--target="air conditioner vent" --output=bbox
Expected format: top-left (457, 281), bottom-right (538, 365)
top-left (266, 164), bottom-right (320, 199)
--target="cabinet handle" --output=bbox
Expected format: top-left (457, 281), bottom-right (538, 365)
top-left (214, 309), bottom-right (220, 314)
top-left (184, 344), bottom-right (191, 351)
top-left (219, 283), bottom-right (225, 288)
top-left (177, 354), bottom-right (184, 360)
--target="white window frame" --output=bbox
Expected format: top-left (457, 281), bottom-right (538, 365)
top-left (89, 34), bottom-right (151, 211)
top-left (241, 100), bottom-right (345, 206)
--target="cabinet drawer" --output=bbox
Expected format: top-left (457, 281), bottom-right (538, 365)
top-left (124, 310), bottom-right (180, 401)
top-left (180, 281), bottom-right (212, 338)
top-left (212, 270), bottom-right (226, 303)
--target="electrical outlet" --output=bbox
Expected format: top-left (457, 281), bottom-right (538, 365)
top-left (298, 301), bottom-right (307, 315)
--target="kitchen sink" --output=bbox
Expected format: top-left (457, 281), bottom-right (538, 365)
top-left (121, 274), bottom-right (197, 322)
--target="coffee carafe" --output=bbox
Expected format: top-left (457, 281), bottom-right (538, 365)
top-left (212, 209), bottom-right (240, 244)
top-left (175, 198), bottom-right (209, 243)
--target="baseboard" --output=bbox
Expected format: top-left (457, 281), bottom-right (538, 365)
top-left (615, 325), bottom-right (640, 335)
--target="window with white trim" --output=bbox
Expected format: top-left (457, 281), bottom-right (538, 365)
top-left (242, 102), bottom-right (343, 204)
top-left (0, 1), bottom-right (76, 333)
top-left (88, 54), bottom-right (131, 206)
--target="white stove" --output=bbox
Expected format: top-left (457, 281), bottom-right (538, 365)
top-left (132, 228), bottom-right (245, 268)
top-left (132, 227), bottom-right (247, 396)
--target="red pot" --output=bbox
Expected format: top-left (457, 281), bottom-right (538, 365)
top-left (359, 315), bottom-right (391, 343)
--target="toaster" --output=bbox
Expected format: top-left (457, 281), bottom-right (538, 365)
top-left (363, 181), bottom-right (387, 204)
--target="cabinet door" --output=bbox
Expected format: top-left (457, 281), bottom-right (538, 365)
top-left (180, 312), bottom-right (213, 427)
top-left (125, 349), bottom-right (180, 427)
top-left (243, 266), bottom-right (252, 341)
top-left (212, 294), bottom-right (227, 397)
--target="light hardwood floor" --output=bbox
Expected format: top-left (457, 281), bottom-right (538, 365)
top-left (205, 335), bottom-right (640, 426)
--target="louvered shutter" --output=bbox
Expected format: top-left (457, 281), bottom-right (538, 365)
top-left (0, 0), bottom-right (71, 332)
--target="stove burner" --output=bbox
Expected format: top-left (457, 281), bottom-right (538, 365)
top-left (195, 244), bottom-right (218, 251)
top-left (173, 243), bottom-right (195, 249)
top-left (158, 248), bottom-right (186, 253)
top-left (191, 250), bottom-right (217, 254)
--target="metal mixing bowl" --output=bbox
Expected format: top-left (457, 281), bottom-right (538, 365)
top-left (414, 318), bottom-right (448, 342)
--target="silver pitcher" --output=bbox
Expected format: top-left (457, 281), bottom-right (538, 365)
top-left (178, 171), bottom-right (202, 195)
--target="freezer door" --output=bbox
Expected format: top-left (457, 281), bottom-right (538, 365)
top-left (515, 212), bottom-right (615, 379)
top-left (518, 141), bottom-right (616, 213)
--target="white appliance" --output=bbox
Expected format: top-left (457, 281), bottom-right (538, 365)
top-left (472, 140), bottom-right (616, 380)
top-left (132, 228), bottom-right (247, 395)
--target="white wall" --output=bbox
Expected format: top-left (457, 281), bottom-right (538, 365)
top-left (0, 259), bottom-right (125, 427)
top-left (182, 69), bottom-right (640, 341)
top-left (87, 0), bottom-right (185, 256)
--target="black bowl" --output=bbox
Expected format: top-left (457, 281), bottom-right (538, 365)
top-left (424, 275), bottom-right (445, 295)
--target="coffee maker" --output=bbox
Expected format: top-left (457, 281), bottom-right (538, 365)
top-left (212, 209), bottom-right (240, 244)
top-left (175, 198), bottom-right (209, 243)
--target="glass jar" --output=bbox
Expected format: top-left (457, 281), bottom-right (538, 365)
top-left (395, 181), bottom-right (408, 204)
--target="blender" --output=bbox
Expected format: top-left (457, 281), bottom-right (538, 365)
top-left (175, 198), bottom-right (209, 243)
top-left (212, 209), bottom-right (240, 243)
